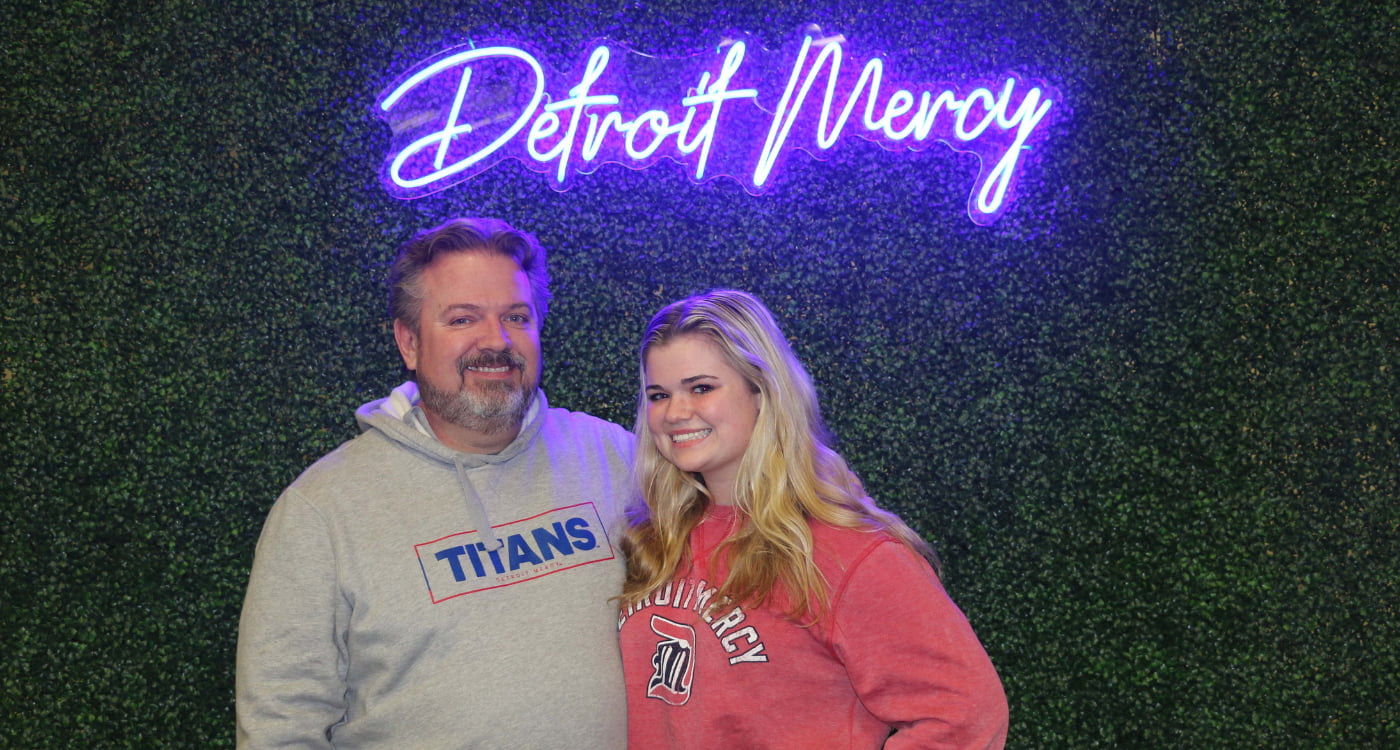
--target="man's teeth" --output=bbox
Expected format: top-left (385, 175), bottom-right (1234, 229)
top-left (468, 365), bottom-right (510, 373)
top-left (672, 429), bottom-right (712, 443)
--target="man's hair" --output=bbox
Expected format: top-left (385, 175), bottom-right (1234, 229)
top-left (618, 289), bottom-right (939, 622)
top-left (387, 217), bottom-right (552, 331)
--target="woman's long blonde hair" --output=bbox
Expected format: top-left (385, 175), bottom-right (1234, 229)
top-left (618, 290), bottom-right (939, 621)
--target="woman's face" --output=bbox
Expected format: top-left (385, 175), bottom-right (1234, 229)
top-left (644, 335), bottom-right (761, 505)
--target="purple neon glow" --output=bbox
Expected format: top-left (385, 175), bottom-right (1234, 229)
top-left (375, 31), bottom-right (1057, 225)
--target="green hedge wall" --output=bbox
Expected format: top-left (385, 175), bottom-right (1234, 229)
top-left (2, 0), bottom-right (1395, 746)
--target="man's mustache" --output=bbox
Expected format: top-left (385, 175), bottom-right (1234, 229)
top-left (457, 349), bottom-right (526, 376)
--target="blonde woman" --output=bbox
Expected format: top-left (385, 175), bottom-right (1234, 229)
top-left (617, 289), bottom-right (1008, 749)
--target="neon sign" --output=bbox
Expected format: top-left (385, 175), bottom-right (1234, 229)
top-left (376, 30), bottom-right (1057, 225)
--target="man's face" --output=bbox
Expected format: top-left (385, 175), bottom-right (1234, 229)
top-left (394, 251), bottom-right (543, 442)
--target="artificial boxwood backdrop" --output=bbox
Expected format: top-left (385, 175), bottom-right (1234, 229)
top-left (2, 0), bottom-right (1395, 746)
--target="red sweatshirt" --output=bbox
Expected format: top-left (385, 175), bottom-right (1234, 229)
top-left (618, 506), bottom-right (1008, 749)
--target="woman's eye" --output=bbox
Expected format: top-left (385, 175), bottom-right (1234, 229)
top-left (647, 392), bottom-right (669, 402)
top-left (692, 384), bottom-right (713, 394)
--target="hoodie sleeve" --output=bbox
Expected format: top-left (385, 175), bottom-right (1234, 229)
top-left (829, 541), bottom-right (1009, 750)
top-left (236, 490), bottom-right (349, 749)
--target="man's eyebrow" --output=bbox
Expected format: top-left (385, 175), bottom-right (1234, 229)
top-left (439, 302), bottom-right (532, 314)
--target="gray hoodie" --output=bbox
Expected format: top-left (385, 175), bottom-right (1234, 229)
top-left (236, 383), bottom-right (633, 749)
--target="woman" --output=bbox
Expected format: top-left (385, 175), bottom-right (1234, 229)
top-left (617, 289), bottom-right (1009, 749)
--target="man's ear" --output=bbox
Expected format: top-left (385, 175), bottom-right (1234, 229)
top-left (393, 318), bottom-right (420, 372)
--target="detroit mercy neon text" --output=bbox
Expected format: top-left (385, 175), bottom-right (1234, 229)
top-left (376, 31), bottom-right (1057, 225)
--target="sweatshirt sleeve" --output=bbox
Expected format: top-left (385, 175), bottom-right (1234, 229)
top-left (829, 541), bottom-right (1009, 750)
top-left (235, 490), bottom-right (349, 749)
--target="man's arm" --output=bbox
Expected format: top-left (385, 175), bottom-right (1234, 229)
top-left (236, 491), bottom-right (349, 749)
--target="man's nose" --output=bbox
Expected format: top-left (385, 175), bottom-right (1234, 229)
top-left (480, 318), bottom-right (511, 350)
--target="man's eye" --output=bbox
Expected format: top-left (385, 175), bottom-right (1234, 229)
top-left (506, 314), bottom-right (530, 324)
top-left (450, 317), bottom-right (473, 326)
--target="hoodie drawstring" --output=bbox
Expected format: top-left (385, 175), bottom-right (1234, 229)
top-left (453, 459), bottom-right (503, 551)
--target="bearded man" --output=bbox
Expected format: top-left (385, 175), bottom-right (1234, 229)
top-left (236, 218), bottom-right (632, 749)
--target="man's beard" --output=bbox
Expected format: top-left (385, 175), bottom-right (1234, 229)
top-left (419, 350), bottom-right (535, 436)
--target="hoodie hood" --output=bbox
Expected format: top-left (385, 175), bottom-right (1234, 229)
top-left (354, 381), bottom-right (548, 550)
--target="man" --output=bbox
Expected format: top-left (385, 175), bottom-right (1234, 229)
top-left (236, 218), bottom-right (632, 749)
